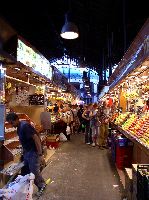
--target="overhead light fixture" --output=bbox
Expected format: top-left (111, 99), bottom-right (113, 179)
top-left (140, 65), bottom-right (148, 69)
top-left (33, 76), bottom-right (39, 79)
top-left (14, 67), bottom-right (21, 71)
top-left (60, 12), bottom-right (79, 39)
top-left (25, 72), bottom-right (31, 76)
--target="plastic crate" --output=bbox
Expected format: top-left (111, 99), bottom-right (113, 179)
top-left (46, 141), bottom-right (59, 149)
top-left (46, 134), bottom-right (60, 149)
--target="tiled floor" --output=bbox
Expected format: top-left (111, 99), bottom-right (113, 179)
top-left (34, 134), bottom-right (123, 200)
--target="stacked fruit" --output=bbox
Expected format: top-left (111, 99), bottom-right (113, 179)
top-left (125, 114), bottom-right (149, 146)
top-left (115, 112), bottom-right (130, 126)
top-left (111, 113), bottom-right (119, 122)
top-left (122, 114), bottom-right (137, 131)
top-left (135, 115), bottom-right (149, 145)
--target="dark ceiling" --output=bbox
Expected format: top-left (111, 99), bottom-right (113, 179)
top-left (0, 0), bottom-right (148, 73)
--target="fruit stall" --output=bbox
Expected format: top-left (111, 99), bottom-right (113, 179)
top-left (99, 20), bottom-right (149, 199)
top-left (108, 58), bottom-right (149, 164)
top-left (107, 18), bottom-right (149, 165)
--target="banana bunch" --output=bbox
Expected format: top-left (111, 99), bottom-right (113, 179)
top-left (123, 91), bottom-right (139, 99)
top-left (5, 82), bottom-right (12, 90)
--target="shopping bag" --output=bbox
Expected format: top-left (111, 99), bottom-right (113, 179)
top-left (66, 125), bottom-right (71, 135)
top-left (0, 173), bottom-right (35, 200)
top-left (59, 132), bottom-right (67, 142)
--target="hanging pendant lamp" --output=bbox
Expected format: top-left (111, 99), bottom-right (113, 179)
top-left (60, 12), bottom-right (79, 40)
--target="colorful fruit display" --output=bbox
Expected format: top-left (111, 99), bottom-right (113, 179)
top-left (114, 112), bottom-right (130, 126)
top-left (122, 114), bottom-right (137, 130)
top-left (119, 114), bottom-right (149, 147)
top-left (111, 113), bottom-right (119, 122)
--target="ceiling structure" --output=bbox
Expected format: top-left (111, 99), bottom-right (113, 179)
top-left (0, 0), bottom-right (148, 76)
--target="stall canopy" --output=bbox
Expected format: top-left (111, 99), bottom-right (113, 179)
top-left (109, 18), bottom-right (149, 90)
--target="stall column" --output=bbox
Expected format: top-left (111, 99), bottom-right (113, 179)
top-left (0, 64), bottom-right (6, 172)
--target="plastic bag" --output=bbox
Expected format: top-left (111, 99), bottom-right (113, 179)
top-left (0, 173), bottom-right (35, 200)
top-left (66, 125), bottom-right (71, 135)
top-left (59, 132), bottom-right (67, 142)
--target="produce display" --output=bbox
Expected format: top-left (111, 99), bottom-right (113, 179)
top-left (110, 113), bottom-right (119, 122)
top-left (51, 113), bottom-right (60, 123)
top-left (113, 112), bottom-right (149, 147)
top-left (114, 112), bottom-right (130, 126)
top-left (123, 114), bottom-right (149, 145)
top-left (122, 114), bottom-right (137, 130)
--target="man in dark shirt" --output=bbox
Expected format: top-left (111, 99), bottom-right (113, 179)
top-left (6, 112), bottom-right (46, 191)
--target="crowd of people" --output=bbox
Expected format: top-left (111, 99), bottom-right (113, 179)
top-left (55, 101), bottom-right (110, 150)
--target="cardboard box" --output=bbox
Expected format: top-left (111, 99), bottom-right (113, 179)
top-left (46, 134), bottom-right (59, 142)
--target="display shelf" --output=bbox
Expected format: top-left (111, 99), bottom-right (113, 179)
top-left (111, 123), bottom-right (149, 157)
top-left (4, 131), bottom-right (17, 140)
top-left (3, 136), bottom-right (19, 146)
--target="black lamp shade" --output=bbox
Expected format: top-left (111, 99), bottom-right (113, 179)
top-left (60, 13), bottom-right (79, 39)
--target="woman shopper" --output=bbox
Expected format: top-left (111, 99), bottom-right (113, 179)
top-left (82, 104), bottom-right (92, 144)
top-left (89, 103), bottom-right (99, 147)
top-left (98, 102), bottom-right (110, 149)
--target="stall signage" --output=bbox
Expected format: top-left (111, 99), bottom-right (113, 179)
top-left (17, 39), bottom-right (52, 79)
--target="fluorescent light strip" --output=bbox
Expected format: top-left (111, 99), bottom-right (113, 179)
top-left (141, 65), bottom-right (148, 69)
top-left (14, 67), bottom-right (21, 71)
top-left (5, 75), bottom-right (36, 87)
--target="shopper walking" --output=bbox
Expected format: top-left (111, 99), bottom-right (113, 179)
top-left (90, 103), bottom-right (99, 147)
top-left (6, 112), bottom-right (46, 191)
top-left (72, 104), bottom-right (80, 134)
top-left (77, 104), bottom-right (85, 134)
top-left (82, 104), bottom-right (92, 144)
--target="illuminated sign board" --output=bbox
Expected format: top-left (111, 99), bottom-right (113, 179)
top-left (17, 39), bottom-right (52, 79)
